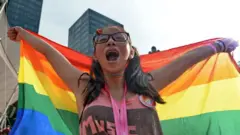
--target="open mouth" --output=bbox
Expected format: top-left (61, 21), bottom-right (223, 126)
top-left (106, 50), bottom-right (119, 61)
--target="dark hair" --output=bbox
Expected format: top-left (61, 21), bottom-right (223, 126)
top-left (152, 46), bottom-right (157, 50)
top-left (79, 46), bottom-right (165, 107)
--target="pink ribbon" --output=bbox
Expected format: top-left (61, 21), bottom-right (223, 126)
top-left (104, 84), bottom-right (128, 135)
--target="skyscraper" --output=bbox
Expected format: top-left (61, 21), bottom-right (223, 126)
top-left (6, 0), bottom-right (43, 33)
top-left (68, 9), bottom-right (123, 56)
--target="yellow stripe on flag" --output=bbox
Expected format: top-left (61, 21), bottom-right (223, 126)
top-left (157, 77), bottom-right (240, 120)
top-left (18, 57), bottom-right (77, 113)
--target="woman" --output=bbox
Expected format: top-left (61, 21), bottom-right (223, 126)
top-left (8, 26), bottom-right (238, 135)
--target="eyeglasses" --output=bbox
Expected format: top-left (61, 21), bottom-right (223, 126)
top-left (93, 32), bottom-right (130, 44)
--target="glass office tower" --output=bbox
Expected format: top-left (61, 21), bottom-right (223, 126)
top-left (68, 9), bottom-right (123, 56)
top-left (6, 0), bottom-right (43, 33)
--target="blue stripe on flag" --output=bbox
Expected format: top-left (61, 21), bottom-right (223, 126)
top-left (10, 109), bottom-right (64, 135)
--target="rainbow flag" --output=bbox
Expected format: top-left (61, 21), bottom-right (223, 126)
top-left (10, 32), bottom-right (240, 135)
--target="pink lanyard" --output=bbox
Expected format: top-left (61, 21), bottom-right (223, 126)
top-left (104, 84), bottom-right (128, 135)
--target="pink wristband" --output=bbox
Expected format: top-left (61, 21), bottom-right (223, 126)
top-left (208, 44), bottom-right (217, 54)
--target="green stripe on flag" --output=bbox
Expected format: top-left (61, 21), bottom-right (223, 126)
top-left (18, 83), bottom-right (79, 135)
top-left (161, 110), bottom-right (240, 135)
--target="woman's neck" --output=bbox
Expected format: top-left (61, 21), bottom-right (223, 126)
top-left (104, 71), bottom-right (125, 91)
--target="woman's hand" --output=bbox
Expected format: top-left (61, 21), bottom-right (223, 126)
top-left (214, 38), bottom-right (238, 53)
top-left (7, 26), bottom-right (24, 42)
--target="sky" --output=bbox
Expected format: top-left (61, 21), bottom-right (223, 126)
top-left (39, 0), bottom-right (240, 61)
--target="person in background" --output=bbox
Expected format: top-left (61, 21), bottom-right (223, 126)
top-left (149, 46), bottom-right (160, 54)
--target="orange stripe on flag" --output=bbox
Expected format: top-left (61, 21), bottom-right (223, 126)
top-left (160, 53), bottom-right (239, 96)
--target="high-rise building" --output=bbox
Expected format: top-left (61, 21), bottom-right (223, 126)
top-left (68, 8), bottom-right (123, 56)
top-left (6, 0), bottom-right (43, 33)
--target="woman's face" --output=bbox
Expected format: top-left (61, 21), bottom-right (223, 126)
top-left (94, 26), bottom-right (133, 74)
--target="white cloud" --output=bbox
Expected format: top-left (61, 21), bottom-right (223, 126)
top-left (39, 0), bottom-right (240, 61)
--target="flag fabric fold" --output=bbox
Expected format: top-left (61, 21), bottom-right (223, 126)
top-left (10, 32), bottom-right (240, 135)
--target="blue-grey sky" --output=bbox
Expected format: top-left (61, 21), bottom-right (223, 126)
top-left (39, 0), bottom-right (240, 61)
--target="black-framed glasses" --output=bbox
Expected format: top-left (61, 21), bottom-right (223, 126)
top-left (93, 32), bottom-right (130, 44)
